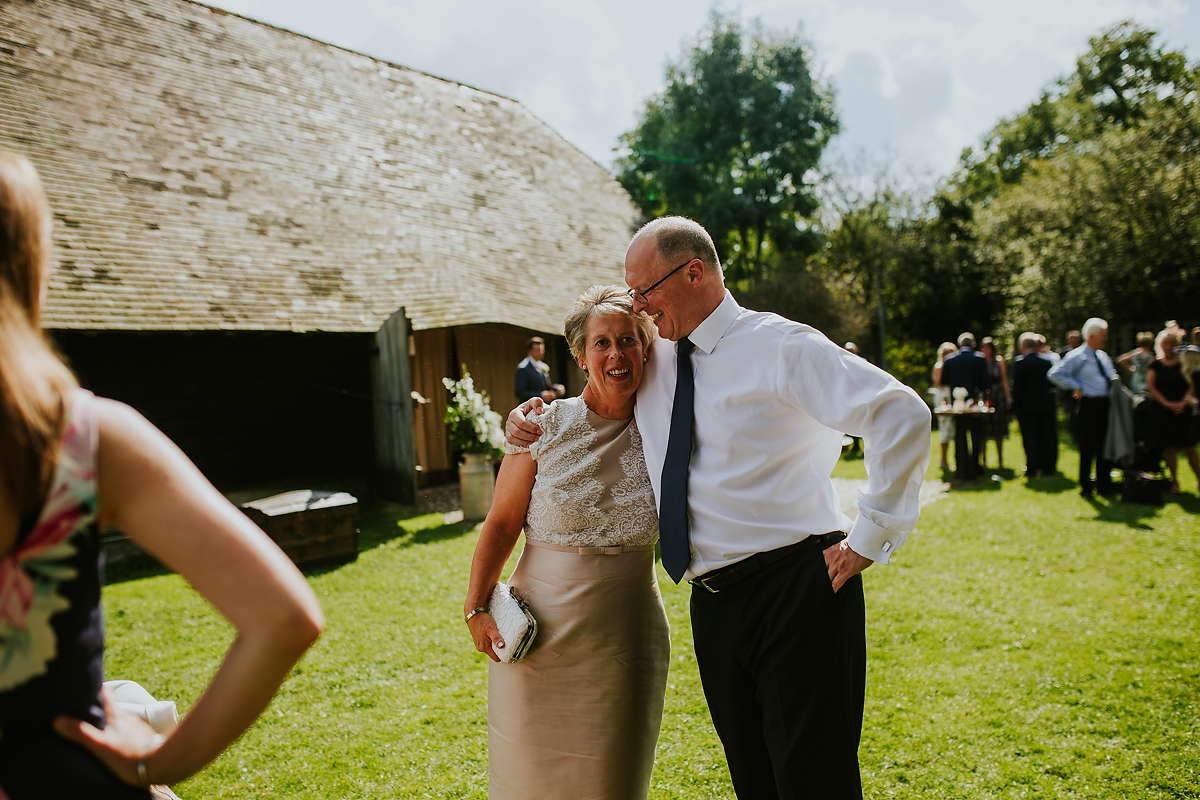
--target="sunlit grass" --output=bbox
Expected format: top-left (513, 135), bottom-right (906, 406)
top-left (104, 429), bottom-right (1199, 798)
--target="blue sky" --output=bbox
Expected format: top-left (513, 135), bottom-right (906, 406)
top-left (203, 0), bottom-right (1200, 185)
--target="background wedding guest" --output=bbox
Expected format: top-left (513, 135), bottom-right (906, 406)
top-left (513, 336), bottom-right (555, 403)
top-left (979, 336), bottom-right (1011, 471)
top-left (1058, 330), bottom-right (1083, 359)
top-left (842, 342), bottom-right (864, 454)
top-left (1161, 320), bottom-right (1186, 341)
top-left (1146, 331), bottom-right (1199, 493)
top-left (0, 151), bottom-right (323, 798)
top-left (941, 332), bottom-right (990, 479)
top-left (1181, 334), bottom-right (1200, 395)
top-left (1049, 317), bottom-right (1118, 498)
top-left (1011, 332), bottom-right (1058, 478)
top-left (1058, 329), bottom-right (1084, 444)
top-left (1037, 334), bottom-right (1060, 363)
top-left (1117, 332), bottom-right (1156, 395)
top-left (932, 341), bottom-right (958, 471)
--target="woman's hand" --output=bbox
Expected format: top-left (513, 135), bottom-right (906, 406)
top-left (468, 612), bottom-right (506, 662)
top-left (54, 687), bottom-right (165, 787)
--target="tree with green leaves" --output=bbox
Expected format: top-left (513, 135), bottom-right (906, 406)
top-left (949, 20), bottom-right (1196, 207)
top-left (615, 12), bottom-right (838, 287)
top-left (976, 99), bottom-right (1200, 340)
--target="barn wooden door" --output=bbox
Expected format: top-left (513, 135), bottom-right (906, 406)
top-left (372, 308), bottom-right (417, 503)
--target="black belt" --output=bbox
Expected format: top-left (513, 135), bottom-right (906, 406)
top-left (689, 531), bottom-right (845, 594)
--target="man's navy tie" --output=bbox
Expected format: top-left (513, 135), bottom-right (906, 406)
top-left (660, 337), bottom-right (695, 583)
top-left (1090, 348), bottom-right (1111, 382)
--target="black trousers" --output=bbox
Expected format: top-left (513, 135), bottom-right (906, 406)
top-left (1077, 396), bottom-right (1113, 491)
top-left (691, 543), bottom-right (866, 800)
top-left (953, 414), bottom-right (984, 479)
top-left (1017, 409), bottom-right (1058, 475)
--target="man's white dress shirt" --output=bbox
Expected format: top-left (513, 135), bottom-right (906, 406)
top-left (634, 292), bottom-right (932, 580)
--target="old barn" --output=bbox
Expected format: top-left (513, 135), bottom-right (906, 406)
top-left (0, 0), bottom-right (637, 499)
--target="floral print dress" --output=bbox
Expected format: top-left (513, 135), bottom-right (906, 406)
top-left (0, 390), bottom-right (149, 798)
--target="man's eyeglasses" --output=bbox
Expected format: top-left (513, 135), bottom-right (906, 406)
top-left (626, 258), bottom-right (695, 306)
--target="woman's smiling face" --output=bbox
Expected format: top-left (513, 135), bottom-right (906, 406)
top-left (579, 312), bottom-right (647, 400)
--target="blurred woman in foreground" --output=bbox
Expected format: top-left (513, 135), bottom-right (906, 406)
top-left (0, 151), bottom-right (323, 797)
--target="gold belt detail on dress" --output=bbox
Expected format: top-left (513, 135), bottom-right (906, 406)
top-left (524, 540), bottom-right (656, 555)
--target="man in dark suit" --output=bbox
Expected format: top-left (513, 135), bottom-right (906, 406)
top-left (1011, 332), bottom-right (1058, 478)
top-left (941, 331), bottom-right (990, 479)
top-left (514, 336), bottom-right (554, 403)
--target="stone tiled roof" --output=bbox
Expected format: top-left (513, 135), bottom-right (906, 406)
top-left (0, 0), bottom-right (638, 333)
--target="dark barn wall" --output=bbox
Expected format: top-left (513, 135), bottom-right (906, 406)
top-left (52, 330), bottom-right (376, 489)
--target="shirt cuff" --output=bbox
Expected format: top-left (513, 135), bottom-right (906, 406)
top-left (846, 514), bottom-right (904, 565)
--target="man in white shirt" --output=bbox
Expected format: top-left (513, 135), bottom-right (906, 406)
top-left (508, 217), bottom-right (930, 799)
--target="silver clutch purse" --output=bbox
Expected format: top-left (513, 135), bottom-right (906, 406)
top-left (488, 583), bottom-right (538, 663)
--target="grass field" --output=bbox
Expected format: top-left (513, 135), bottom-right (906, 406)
top-left (104, 431), bottom-right (1199, 798)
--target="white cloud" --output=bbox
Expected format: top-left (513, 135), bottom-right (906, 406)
top-left (201, 0), bottom-right (1199, 183)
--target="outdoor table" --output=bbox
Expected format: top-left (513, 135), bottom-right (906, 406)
top-left (934, 406), bottom-right (996, 480)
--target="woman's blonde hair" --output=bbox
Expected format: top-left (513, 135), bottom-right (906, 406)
top-left (936, 341), bottom-right (956, 362)
top-left (1154, 330), bottom-right (1180, 361)
top-left (563, 285), bottom-right (655, 362)
top-left (0, 151), bottom-right (78, 515)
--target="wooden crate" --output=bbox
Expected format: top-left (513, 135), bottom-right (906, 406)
top-left (240, 490), bottom-right (359, 568)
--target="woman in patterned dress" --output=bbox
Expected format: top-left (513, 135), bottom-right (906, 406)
top-left (463, 286), bottom-right (668, 800)
top-left (0, 151), bottom-right (323, 798)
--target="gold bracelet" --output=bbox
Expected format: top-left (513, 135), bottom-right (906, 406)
top-left (464, 607), bottom-right (488, 623)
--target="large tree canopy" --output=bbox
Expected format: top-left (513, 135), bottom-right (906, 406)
top-left (950, 21), bottom-right (1197, 207)
top-left (977, 99), bottom-right (1200, 338)
top-left (615, 13), bottom-right (838, 287)
top-left (820, 20), bottom-right (1200, 363)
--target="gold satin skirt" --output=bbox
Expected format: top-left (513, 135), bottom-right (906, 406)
top-left (488, 541), bottom-right (670, 800)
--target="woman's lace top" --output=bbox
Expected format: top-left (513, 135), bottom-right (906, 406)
top-left (504, 397), bottom-right (658, 547)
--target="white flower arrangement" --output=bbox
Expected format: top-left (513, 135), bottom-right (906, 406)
top-left (442, 370), bottom-right (505, 459)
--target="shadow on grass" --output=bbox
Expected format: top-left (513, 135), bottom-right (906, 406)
top-left (105, 500), bottom-right (479, 586)
top-left (1025, 473), bottom-right (1076, 494)
top-left (943, 473), bottom-right (1003, 491)
top-left (1080, 496), bottom-right (1158, 531)
top-left (1165, 492), bottom-right (1200, 514)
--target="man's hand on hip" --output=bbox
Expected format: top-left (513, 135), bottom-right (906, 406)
top-left (505, 398), bottom-right (546, 447)
top-left (823, 540), bottom-right (873, 593)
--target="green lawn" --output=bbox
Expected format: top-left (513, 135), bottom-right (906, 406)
top-left (105, 431), bottom-right (1199, 798)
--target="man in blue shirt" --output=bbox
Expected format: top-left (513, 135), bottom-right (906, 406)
top-left (1049, 318), bottom-right (1117, 497)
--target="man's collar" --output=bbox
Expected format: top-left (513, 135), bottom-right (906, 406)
top-left (687, 291), bottom-right (739, 354)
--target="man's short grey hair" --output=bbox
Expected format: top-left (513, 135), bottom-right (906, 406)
top-left (1081, 317), bottom-right (1108, 339)
top-left (1019, 332), bottom-right (1039, 351)
top-left (634, 216), bottom-right (723, 276)
top-left (957, 332), bottom-right (976, 348)
top-left (563, 285), bottom-right (656, 361)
